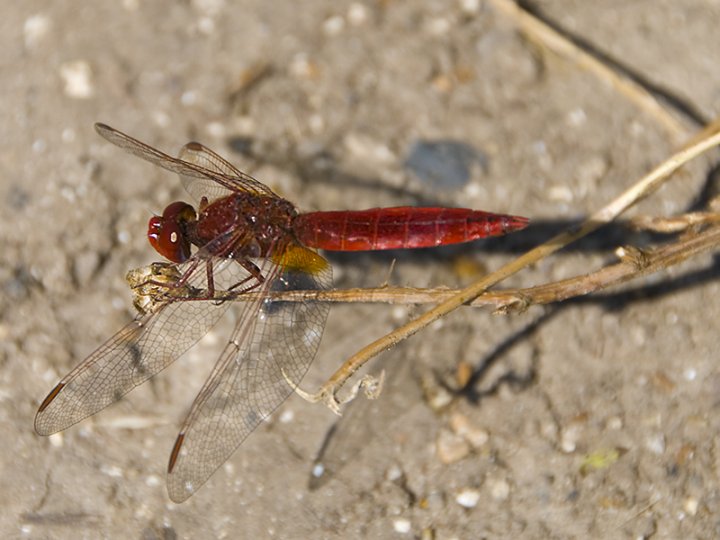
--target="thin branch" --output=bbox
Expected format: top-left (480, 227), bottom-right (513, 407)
top-left (521, 223), bottom-right (720, 305)
top-left (630, 212), bottom-right (720, 233)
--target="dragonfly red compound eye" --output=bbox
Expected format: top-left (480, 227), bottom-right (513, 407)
top-left (148, 201), bottom-right (196, 263)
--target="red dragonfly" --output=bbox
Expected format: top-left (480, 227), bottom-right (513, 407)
top-left (35, 124), bottom-right (528, 502)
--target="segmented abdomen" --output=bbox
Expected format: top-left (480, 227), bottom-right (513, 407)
top-left (293, 207), bottom-right (529, 251)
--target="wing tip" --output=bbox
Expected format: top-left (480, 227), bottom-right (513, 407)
top-left (168, 432), bottom-right (185, 474)
top-left (167, 432), bottom-right (197, 503)
top-left (34, 382), bottom-right (66, 436)
top-left (94, 122), bottom-right (111, 136)
top-left (37, 381), bottom-right (65, 414)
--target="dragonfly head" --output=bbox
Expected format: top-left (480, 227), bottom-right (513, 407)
top-left (148, 201), bottom-right (197, 263)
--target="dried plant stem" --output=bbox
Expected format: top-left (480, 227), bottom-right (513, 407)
top-left (520, 224), bottom-right (720, 304)
top-left (630, 212), bottom-right (720, 233)
top-left (486, 0), bottom-right (690, 140)
top-left (300, 126), bottom-right (720, 412)
top-left (240, 222), bottom-right (720, 309)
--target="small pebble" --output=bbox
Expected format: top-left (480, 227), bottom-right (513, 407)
top-left (61, 128), bottom-right (76, 143)
top-left (404, 140), bottom-right (485, 189)
top-left (422, 373), bottom-right (454, 412)
top-left (455, 488), bottom-right (481, 508)
top-left (279, 409), bottom-right (294, 423)
top-left (289, 53), bottom-right (320, 79)
top-left (308, 114), bottom-right (324, 134)
top-left (547, 185), bottom-right (573, 203)
top-left (463, 181), bottom-right (482, 198)
top-left (24, 14), bottom-right (51, 48)
top-left (683, 497), bottom-right (699, 516)
top-left (117, 230), bottom-right (130, 244)
top-left (152, 110), bottom-right (170, 128)
top-left (348, 3), bottom-right (368, 25)
top-left (206, 121), bottom-right (225, 138)
top-left (459, 0), bottom-right (480, 14)
top-left (311, 463), bottom-right (325, 478)
top-left (100, 464), bottom-right (123, 478)
top-left (101, 415), bottom-right (161, 430)
top-left (145, 475), bottom-right (161, 487)
top-left (323, 15), bottom-right (345, 35)
top-left (436, 430), bottom-right (470, 464)
top-left (566, 108), bottom-right (587, 127)
top-left (454, 362), bottom-right (473, 389)
top-left (181, 90), bottom-right (198, 106)
top-left (426, 17), bottom-right (450, 35)
top-left (449, 413), bottom-right (489, 449)
top-left (344, 133), bottom-right (395, 164)
top-left (197, 16), bottom-right (215, 34)
top-left (393, 518), bottom-right (411, 534)
top-left (32, 139), bottom-right (47, 153)
top-left (645, 433), bottom-right (666, 455)
top-left (386, 464), bottom-right (404, 482)
top-left (560, 423), bottom-right (583, 453)
top-left (489, 478), bottom-right (510, 501)
top-left (391, 306), bottom-right (408, 322)
top-left (60, 60), bottom-right (94, 99)
top-left (49, 433), bottom-right (63, 448)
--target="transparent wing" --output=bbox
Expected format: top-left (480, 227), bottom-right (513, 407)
top-left (166, 246), bottom-right (332, 502)
top-left (177, 142), bottom-right (273, 203)
top-left (94, 123), bottom-right (275, 202)
top-left (34, 249), bottom-right (256, 436)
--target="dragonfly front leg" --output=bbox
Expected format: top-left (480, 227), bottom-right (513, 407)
top-left (207, 258), bottom-right (267, 306)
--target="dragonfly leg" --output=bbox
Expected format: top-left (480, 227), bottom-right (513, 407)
top-left (227, 259), bottom-right (265, 292)
top-left (205, 258), bottom-right (267, 306)
top-left (234, 259), bottom-right (265, 287)
top-left (205, 259), bottom-right (215, 296)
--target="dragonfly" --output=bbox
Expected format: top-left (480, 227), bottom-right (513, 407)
top-left (35, 123), bottom-right (529, 502)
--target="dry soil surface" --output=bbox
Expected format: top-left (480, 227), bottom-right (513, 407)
top-left (2, 1), bottom-right (720, 539)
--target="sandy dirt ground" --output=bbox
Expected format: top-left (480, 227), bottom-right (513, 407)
top-left (2, 1), bottom-right (720, 538)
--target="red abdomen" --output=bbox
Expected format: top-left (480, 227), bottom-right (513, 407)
top-left (293, 207), bottom-right (529, 251)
